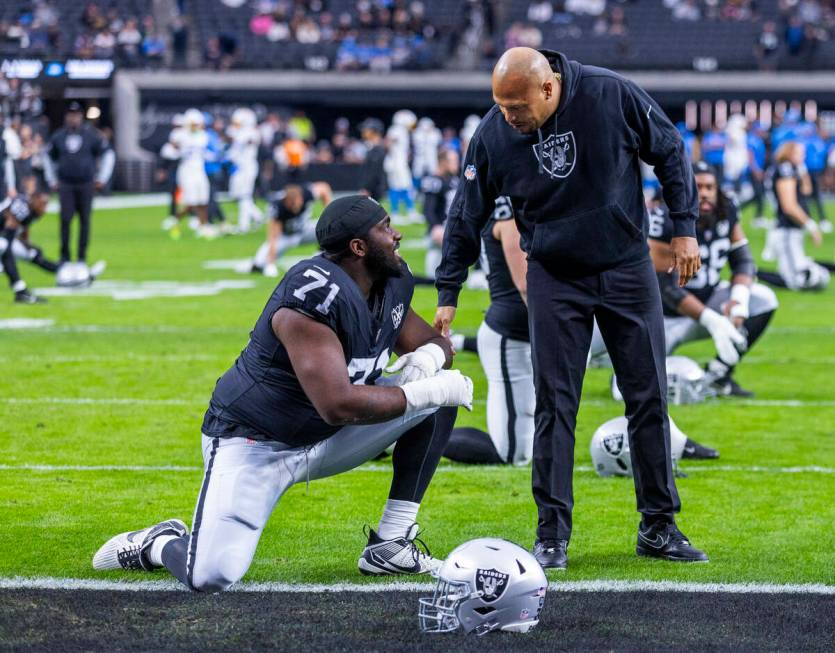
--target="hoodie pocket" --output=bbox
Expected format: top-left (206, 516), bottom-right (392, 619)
top-left (530, 204), bottom-right (643, 276)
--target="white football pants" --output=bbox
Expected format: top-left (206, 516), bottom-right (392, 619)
top-left (476, 322), bottom-right (535, 465)
top-left (773, 227), bottom-right (830, 290)
top-left (186, 401), bottom-right (436, 592)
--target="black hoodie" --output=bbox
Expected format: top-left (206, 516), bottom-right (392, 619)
top-left (436, 50), bottom-right (697, 307)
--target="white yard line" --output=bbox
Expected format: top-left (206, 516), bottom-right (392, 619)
top-left (0, 463), bottom-right (830, 474)
top-left (0, 576), bottom-right (831, 594)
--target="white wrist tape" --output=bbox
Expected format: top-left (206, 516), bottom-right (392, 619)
top-left (729, 284), bottom-right (750, 319)
top-left (805, 220), bottom-right (821, 234)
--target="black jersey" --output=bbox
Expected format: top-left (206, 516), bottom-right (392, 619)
top-left (649, 203), bottom-right (738, 314)
top-left (421, 173), bottom-right (459, 230)
top-left (268, 186), bottom-right (315, 235)
top-left (768, 161), bottom-right (808, 230)
top-left (47, 124), bottom-right (108, 184)
top-left (0, 195), bottom-right (35, 235)
top-left (482, 196), bottom-right (529, 342)
top-left (202, 255), bottom-right (415, 445)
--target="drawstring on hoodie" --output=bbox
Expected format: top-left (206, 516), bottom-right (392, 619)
top-left (536, 111), bottom-right (559, 177)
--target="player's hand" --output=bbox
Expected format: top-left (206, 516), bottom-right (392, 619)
top-left (94, 180), bottom-right (104, 192)
top-left (723, 301), bottom-right (746, 329)
top-left (401, 369), bottom-right (473, 412)
top-left (430, 224), bottom-right (445, 247)
top-left (385, 343), bottom-right (445, 384)
top-left (6, 187), bottom-right (17, 199)
top-left (806, 220), bottom-right (823, 247)
top-left (669, 236), bottom-right (701, 287)
top-left (433, 306), bottom-right (456, 337)
top-left (699, 307), bottom-right (747, 366)
top-left (263, 262), bottom-right (279, 278)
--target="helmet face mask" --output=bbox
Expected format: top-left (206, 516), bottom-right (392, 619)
top-left (418, 538), bottom-right (546, 636)
top-left (666, 356), bottom-right (717, 405)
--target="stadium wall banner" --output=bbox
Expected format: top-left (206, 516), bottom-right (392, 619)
top-left (1, 59), bottom-right (114, 84)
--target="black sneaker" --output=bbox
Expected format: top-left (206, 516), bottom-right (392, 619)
top-left (357, 524), bottom-right (440, 576)
top-left (14, 289), bottom-right (46, 304)
top-left (532, 538), bottom-right (568, 570)
top-left (682, 438), bottom-right (720, 460)
top-left (636, 521), bottom-right (709, 563)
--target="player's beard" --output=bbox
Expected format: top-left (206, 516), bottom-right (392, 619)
top-left (698, 202), bottom-right (717, 230)
top-left (366, 240), bottom-right (404, 279)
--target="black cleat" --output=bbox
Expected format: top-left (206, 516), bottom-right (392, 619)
top-left (636, 521), bottom-right (709, 563)
top-left (14, 289), bottom-right (46, 304)
top-left (710, 372), bottom-right (754, 398)
top-left (682, 437), bottom-right (720, 459)
top-left (532, 538), bottom-right (568, 570)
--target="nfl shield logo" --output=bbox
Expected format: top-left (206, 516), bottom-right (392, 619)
top-left (464, 164), bottom-right (477, 181)
top-left (602, 432), bottom-right (625, 456)
top-left (475, 568), bottom-right (509, 603)
top-left (391, 303), bottom-right (404, 328)
top-left (532, 131), bottom-right (576, 179)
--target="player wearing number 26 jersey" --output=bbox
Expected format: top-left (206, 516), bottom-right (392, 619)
top-left (92, 196), bottom-right (474, 591)
top-left (648, 161), bottom-right (778, 396)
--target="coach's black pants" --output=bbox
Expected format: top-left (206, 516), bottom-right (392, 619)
top-left (58, 180), bottom-right (94, 262)
top-left (527, 256), bottom-right (680, 541)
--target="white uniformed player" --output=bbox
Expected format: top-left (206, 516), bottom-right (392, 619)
top-left (412, 117), bottom-right (442, 182)
top-left (385, 109), bottom-right (420, 224)
top-left (168, 108), bottom-right (212, 238)
top-left (722, 114), bottom-right (750, 196)
top-left (92, 196), bottom-right (474, 591)
top-left (240, 181), bottom-right (332, 277)
top-left (763, 141), bottom-right (829, 290)
top-left (226, 107), bottom-right (264, 233)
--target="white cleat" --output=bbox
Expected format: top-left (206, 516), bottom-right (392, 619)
top-left (820, 220), bottom-right (833, 234)
top-left (92, 519), bottom-right (188, 571)
top-left (161, 216), bottom-right (177, 231)
top-left (357, 524), bottom-right (442, 576)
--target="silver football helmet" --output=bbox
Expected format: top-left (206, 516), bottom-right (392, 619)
top-left (419, 538), bottom-right (547, 636)
top-left (590, 415), bottom-right (687, 478)
top-left (666, 356), bottom-right (717, 405)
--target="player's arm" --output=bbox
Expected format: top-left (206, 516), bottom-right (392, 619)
top-left (494, 218), bottom-right (528, 305)
top-left (274, 308), bottom-right (406, 425)
top-left (649, 238), bottom-right (703, 320)
top-left (724, 222), bottom-right (757, 326)
top-left (310, 182), bottom-right (332, 206)
top-left (266, 219), bottom-right (283, 266)
top-left (387, 309), bottom-right (453, 383)
top-left (775, 176), bottom-right (822, 245)
top-left (273, 308), bottom-right (470, 424)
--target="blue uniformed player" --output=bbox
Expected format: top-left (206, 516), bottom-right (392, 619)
top-left (92, 196), bottom-right (474, 591)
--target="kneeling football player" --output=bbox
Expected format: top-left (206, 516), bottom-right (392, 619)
top-left (93, 196), bottom-right (473, 591)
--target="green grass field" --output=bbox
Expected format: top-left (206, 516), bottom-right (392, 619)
top-left (1, 198), bottom-right (833, 588)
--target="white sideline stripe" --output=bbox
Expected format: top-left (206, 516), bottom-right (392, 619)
top-left (4, 396), bottom-right (835, 408)
top-left (0, 464), bottom-right (831, 475)
top-left (0, 577), bottom-right (831, 594)
top-left (0, 354), bottom-right (224, 364)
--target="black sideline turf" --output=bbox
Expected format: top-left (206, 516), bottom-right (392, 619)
top-left (1, 589), bottom-right (833, 652)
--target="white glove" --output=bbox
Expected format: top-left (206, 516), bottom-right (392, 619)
top-left (699, 307), bottom-right (747, 365)
top-left (401, 369), bottom-right (473, 412)
top-left (385, 343), bottom-right (446, 384)
top-left (263, 262), bottom-right (279, 278)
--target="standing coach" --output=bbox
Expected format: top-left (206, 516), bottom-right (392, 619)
top-left (44, 102), bottom-right (114, 265)
top-left (434, 47), bottom-right (708, 569)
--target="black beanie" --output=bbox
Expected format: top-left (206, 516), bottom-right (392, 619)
top-left (316, 195), bottom-right (388, 252)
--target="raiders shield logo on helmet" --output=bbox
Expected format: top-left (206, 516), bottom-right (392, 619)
top-left (475, 568), bottom-right (509, 603)
top-left (602, 432), bottom-right (625, 456)
top-left (532, 131), bottom-right (576, 179)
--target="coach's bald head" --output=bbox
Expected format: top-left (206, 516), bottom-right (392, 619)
top-left (492, 47), bottom-right (560, 134)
